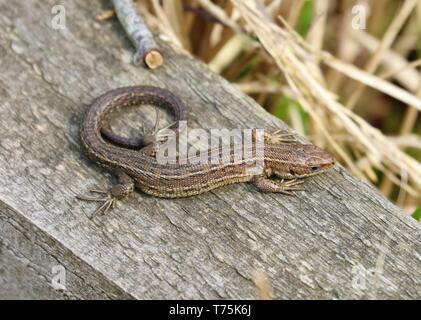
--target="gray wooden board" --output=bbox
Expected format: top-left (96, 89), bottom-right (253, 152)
top-left (0, 0), bottom-right (419, 299)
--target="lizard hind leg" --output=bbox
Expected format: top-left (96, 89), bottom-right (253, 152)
top-left (76, 172), bottom-right (135, 218)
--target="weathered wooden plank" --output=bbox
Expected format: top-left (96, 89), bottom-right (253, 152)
top-left (0, 202), bottom-right (132, 299)
top-left (0, 0), bottom-right (419, 299)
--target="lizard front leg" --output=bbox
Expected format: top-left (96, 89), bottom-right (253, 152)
top-left (77, 171), bottom-right (135, 218)
top-left (252, 176), bottom-right (304, 195)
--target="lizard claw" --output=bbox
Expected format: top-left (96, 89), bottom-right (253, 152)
top-left (91, 197), bottom-right (117, 218)
top-left (88, 189), bottom-right (108, 195)
top-left (76, 173), bottom-right (133, 218)
top-left (76, 189), bottom-right (117, 218)
top-left (274, 179), bottom-right (305, 192)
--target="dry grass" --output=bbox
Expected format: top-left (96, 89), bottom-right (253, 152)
top-left (132, 0), bottom-right (421, 215)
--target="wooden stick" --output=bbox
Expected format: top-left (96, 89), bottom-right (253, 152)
top-left (112, 0), bottom-right (163, 69)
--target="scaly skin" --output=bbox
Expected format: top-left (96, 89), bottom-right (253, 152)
top-left (77, 86), bottom-right (335, 215)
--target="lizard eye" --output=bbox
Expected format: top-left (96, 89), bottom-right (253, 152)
top-left (311, 166), bottom-right (320, 172)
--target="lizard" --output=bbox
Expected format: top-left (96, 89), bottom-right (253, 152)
top-left (77, 86), bottom-right (335, 216)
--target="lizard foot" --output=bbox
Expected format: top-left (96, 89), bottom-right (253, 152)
top-left (76, 172), bottom-right (134, 218)
top-left (76, 190), bottom-right (117, 218)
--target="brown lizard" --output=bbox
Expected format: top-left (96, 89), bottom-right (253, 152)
top-left (77, 86), bottom-right (335, 215)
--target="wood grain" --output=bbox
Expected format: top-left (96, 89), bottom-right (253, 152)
top-left (0, 0), bottom-right (419, 299)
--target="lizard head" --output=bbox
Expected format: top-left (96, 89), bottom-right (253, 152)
top-left (265, 144), bottom-right (335, 179)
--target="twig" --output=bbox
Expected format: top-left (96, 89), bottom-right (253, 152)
top-left (112, 0), bottom-right (163, 69)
